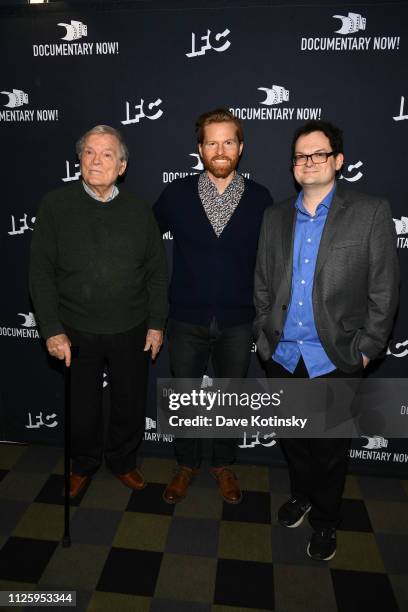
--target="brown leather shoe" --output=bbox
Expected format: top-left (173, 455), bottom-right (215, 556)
top-left (163, 466), bottom-right (198, 504)
top-left (210, 467), bottom-right (242, 504)
top-left (63, 473), bottom-right (89, 499)
top-left (116, 468), bottom-right (146, 490)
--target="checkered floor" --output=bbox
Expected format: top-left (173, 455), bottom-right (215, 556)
top-left (0, 444), bottom-right (407, 611)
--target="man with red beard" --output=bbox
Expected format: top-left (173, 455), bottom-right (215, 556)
top-left (154, 109), bottom-right (273, 504)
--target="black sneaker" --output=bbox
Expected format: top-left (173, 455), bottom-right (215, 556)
top-left (307, 528), bottom-right (337, 561)
top-left (278, 497), bottom-right (312, 528)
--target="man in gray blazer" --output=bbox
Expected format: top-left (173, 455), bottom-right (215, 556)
top-left (254, 120), bottom-right (399, 561)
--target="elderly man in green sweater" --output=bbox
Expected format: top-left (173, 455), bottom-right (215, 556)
top-left (30, 125), bottom-right (168, 498)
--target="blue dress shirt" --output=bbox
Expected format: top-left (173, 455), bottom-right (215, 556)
top-left (272, 186), bottom-right (337, 378)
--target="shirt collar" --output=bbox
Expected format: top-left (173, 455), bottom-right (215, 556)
top-left (200, 170), bottom-right (243, 196)
top-left (295, 183), bottom-right (336, 215)
top-left (82, 180), bottom-right (119, 203)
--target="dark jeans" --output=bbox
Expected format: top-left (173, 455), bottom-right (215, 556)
top-left (264, 357), bottom-right (362, 530)
top-left (65, 322), bottom-right (148, 476)
top-left (168, 317), bottom-right (253, 468)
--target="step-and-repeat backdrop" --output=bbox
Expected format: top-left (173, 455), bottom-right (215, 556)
top-left (1, 2), bottom-right (407, 474)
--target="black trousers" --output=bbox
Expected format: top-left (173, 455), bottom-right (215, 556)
top-left (168, 318), bottom-right (253, 468)
top-left (264, 357), bottom-right (362, 530)
top-left (65, 322), bottom-right (148, 476)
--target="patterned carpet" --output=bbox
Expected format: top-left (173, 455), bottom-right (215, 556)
top-left (0, 443), bottom-right (407, 611)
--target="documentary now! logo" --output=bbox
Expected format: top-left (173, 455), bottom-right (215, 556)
top-left (393, 216), bottom-right (408, 249)
top-left (0, 89), bottom-right (59, 123)
top-left (0, 312), bottom-right (40, 340)
top-left (143, 416), bottom-right (173, 443)
top-left (301, 13), bottom-right (401, 52)
top-left (33, 20), bottom-right (120, 57)
top-left (230, 85), bottom-right (321, 121)
top-left (161, 152), bottom-right (251, 187)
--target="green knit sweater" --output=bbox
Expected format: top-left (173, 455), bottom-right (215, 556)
top-left (29, 182), bottom-right (168, 339)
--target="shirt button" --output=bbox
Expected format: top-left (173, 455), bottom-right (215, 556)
top-left (310, 218), bottom-right (314, 223)
top-left (304, 259), bottom-right (309, 263)
top-left (301, 280), bottom-right (305, 285)
top-left (299, 301), bottom-right (303, 306)
top-left (298, 321), bottom-right (303, 326)
top-left (299, 340), bottom-right (303, 345)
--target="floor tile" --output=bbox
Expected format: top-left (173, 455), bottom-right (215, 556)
top-left (80, 478), bottom-right (131, 511)
top-left (40, 543), bottom-right (110, 590)
top-left (329, 531), bottom-right (385, 572)
top-left (13, 445), bottom-right (62, 473)
top-left (0, 580), bottom-right (37, 590)
top-left (113, 512), bottom-right (171, 551)
top-left (0, 537), bottom-right (57, 582)
top-left (151, 600), bottom-right (211, 611)
top-left (88, 591), bottom-right (151, 611)
top-left (270, 493), bottom-right (290, 526)
top-left (12, 502), bottom-right (69, 541)
top-left (358, 476), bottom-right (408, 501)
top-left (126, 482), bottom-right (174, 515)
top-left (218, 521), bottom-right (272, 562)
top-left (339, 499), bottom-right (373, 532)
top-left (232, 464), bottom-right (270, 492)
top-left (214, 558), bottom-right (274, 610)
top-left (97, 547), bottom-right (162, 596)
top-left (69, 507), bottom-right (122, 546)
top-left (375, 533), bottom-right (408, 574)
top-left (343, 474), bottom-right (362, 499)
top-left (389, 574), bottom-right (408, 612)
top-left (35, 474), bottom-right (89, 507)
top-left (155, 553), bottom-right (217, 602)
top-left (0, 471), bottom-right (48, 502)
top-left (268, 466), bottom-right (290, 494)
top-left (271, 524), bottom-right (315, 567)
top-left (0, 499), bottom-right (28, 536)
top-left (365, 500), bottom-right (408, 534)
top-left (0, 444), bottom-right (27, 469)
top-left (173, 486), bottom-right (223, 520)
top-left (140, 457), bottom-right (177, 484)
top-left (274, 563), bottom-right (336, 612)
top-left (222, 491), bottom-right (271, 524)
top-left (166, 517), bottom-right (219, 557)
top-left (331, 569), bottom-right (399, 612)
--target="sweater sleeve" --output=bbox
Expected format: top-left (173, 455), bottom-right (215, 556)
top-left (29, 195), bottom-right (65, 340)
top-left (144, 208), bottom-right (169, 330)
top-left (153, 185), bottom-right (171, 234)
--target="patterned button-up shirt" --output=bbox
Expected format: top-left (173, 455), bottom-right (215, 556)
top-left (198, 171), bottom-right (245, 237)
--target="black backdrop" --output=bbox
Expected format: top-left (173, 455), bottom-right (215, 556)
top-left (1, 0), bottom-right (407, 475)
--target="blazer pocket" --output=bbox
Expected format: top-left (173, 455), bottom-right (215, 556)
top-left (332, 241), bottom-right (360, 250)
top-left (342, 316), bottom-right (364, 331)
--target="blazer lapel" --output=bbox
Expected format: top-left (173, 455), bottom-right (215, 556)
top-left (314, 188), bottom-right (348, 279)
top-left (281, 200), bottom-right (297, 290)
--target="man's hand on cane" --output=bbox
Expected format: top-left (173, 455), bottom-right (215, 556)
top-left (46, 334), bottom-right (72, 367)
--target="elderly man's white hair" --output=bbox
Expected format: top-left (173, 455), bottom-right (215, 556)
top-left (76, 125), bottom-right (129, 162)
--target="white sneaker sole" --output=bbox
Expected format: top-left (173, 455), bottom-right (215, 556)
top-left (280, 504), bottom-right (311, 528)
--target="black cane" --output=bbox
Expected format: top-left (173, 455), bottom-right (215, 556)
top-left (62, 346), bottom-right (78, 548)
top-left (62, 355), bottom-right (72, 547)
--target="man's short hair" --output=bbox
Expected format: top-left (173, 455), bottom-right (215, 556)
top-left (291, 120), bottom-right (344, 159)
top-left (195, 108), bottom-right (244, 144)
top-left (76, 125), bottom-right (129, 162)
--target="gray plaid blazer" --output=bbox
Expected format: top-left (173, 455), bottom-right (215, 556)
top-left (254, 184), bottom-right (399, 372)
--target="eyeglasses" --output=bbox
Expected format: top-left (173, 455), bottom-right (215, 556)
top-left (292, 151), bottom-right (335, 166)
